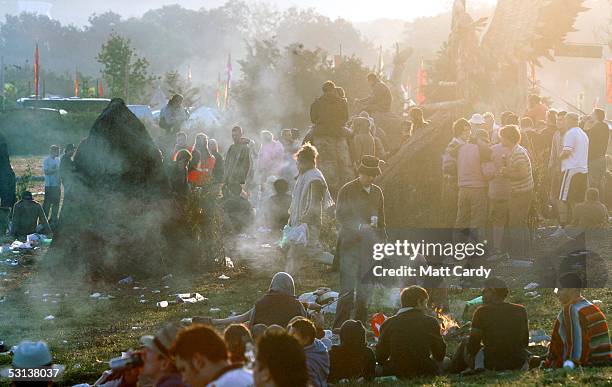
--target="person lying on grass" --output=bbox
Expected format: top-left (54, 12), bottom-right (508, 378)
top-left (195, 272), bottom-right (307, 328)
top-left (544, 272), bottom-right (612, 368)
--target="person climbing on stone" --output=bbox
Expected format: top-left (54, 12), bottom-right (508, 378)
top-left (309, 81), bottom-right (353, 197)
top-left (357, 73), bottom-right (392, 114)
top-left (159, 94), bottom-right (189, 156)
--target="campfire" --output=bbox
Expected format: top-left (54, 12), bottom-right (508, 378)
top-left (436, 307), bottom-right (461, 337)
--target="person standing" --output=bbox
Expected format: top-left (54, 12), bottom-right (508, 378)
top-left (0, 143), bottom-right (16, 210)
top-left (445, 118), bottom-right (490, 243)
top-left (558, 113), bottom-right (589, 227)
top-left (499, 125), bottom-right (534, 260)
top-left (43, 145), bottom-right (61, 226)
top-left (585, 108), bottom-right (609, 197)
top-left (188, 133), bottom-right (216, 187)
top-left (208, 138), bottom-right (224, 195)
top-left (333, 155), bottom-right (387, 328)
top-left (256, 131), bottom-right (284, 192)
top-left (285, 143), bottom-right (334, 274)
top-left (223, 126), bottom-right (251, 198)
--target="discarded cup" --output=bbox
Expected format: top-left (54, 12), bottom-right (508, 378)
top-left (218, 274), bottom-right (230, 280)
top-left (90, 292), bottom-right (102, 299)
top-left (157, 301), bottom-right (169, 308)
top-left (44, 315), bottom-right (55, 321)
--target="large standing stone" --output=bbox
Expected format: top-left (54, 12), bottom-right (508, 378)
top-left (50, 99), bottom-right (176, 278)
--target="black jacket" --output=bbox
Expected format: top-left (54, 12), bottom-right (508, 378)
top-left (376, 308), bottom-right (446, 377)
top-left (249, 292), bottom-right (307, 328)
top-left (310, 92), bottom-right (349, 137)
top-left (328, 345), bottom-right (376, 382)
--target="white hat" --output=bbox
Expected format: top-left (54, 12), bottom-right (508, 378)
top-left (468, 113), bottom-right (485, 125)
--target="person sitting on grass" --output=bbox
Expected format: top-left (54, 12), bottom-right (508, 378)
top-left (376, 286), bottom-right (446, 377)
top-left (544, 273), bottom-right (612, 368)
top-left (262, 178), bottom-right (292, 232)
top-left (222, 182), bottom-right (254, 234)
top-left (2, 340), bottom-right (63, 387)
top-left (451, 277), bottom-right (529, 373)
top-left (138, 323), bottom-right (187, 387)
top-left (570, 188), bottom-right (609, 230)
top-left (253, 331), bottom-right (310, 387)
top-left (288, 317), bottom-right (330, 387)
top-left (170, 324), bottom-right (253, 387)
top-left (199, 272), bottom-right (307, 329)
top-left (328, 319), bottom-right (376, 383)
top-left (224, 324), bottom-right (253, 366)
top-left (10, 191), bottom-right (51, 239)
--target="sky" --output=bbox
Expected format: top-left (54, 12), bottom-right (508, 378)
top-left (0, 0), bottom-right (497, 25)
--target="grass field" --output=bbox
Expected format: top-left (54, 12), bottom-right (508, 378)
top-left (0, 157), bottom-right (611, 386)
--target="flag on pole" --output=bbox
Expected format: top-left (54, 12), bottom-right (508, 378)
top-left (530, 61), bottom-right (536, 87)
top-left (223, 53), bottom-right (232, 110)
top-left (606, 59), bottom-right (612, 104)
top-left (98, 79), bottom-right (104, 97)
top-left (34, 43), bottom-right (40, 98)
top-left (73, 67), bottom-right (79, 97)
top-left (216, 73), bottom-right (221, 110)
top-left (416, 59), bottom-right (426, 105)
top-left (377, 45), bottom-right (384, 77)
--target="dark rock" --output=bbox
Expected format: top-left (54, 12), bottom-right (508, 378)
top-left (50, 99), bottom-right (175, 278)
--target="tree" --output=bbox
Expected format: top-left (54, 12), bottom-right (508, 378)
top-left (162, 70), bottom-right (200, 107)
top-left (96, 33), bottom-right (155, 103)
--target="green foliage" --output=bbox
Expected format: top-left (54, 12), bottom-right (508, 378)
top-left (162, 70), bottom-right (200, 107)
top-left (15, 164), bottom-right (32, 198)
top-left (0, 109), bottom-right (97, 155)
top-left (234, 39), bottom-right (371, 130)
top-left (96, 33), bottom-right (155, 103)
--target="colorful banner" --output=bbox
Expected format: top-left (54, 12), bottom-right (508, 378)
top-left (417, 59), bottom-right (426, 105)
top-left (606, 59), bottom-right (612, 104)
top-left (223, 53), bottom-right (232, 110)
top-left (34, 43), bottom-right (39, 98)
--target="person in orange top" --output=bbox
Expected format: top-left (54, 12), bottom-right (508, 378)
top-left (187, 133), bottom-right (216, 187)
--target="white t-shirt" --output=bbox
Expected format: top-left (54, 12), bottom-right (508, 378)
top-left (561, 127), bottom-right (589, 172)
top-left (206, 368), bottom-right (253, 387)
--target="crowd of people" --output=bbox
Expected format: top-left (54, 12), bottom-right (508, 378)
top-left (1, 73), bottom-right (611, 385)
top-left (5, 273), bottom-right (610, 386)
top-left (443, 99), bottom-right (610, 263)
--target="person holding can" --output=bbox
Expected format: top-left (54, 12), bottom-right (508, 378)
top-left (333, 155), bottom-right (387, 329)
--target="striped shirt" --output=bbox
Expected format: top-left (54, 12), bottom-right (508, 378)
top-left (545, 298), bottom-right (612, 367)
top-left (506, 145), bottom-right (534, 193)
